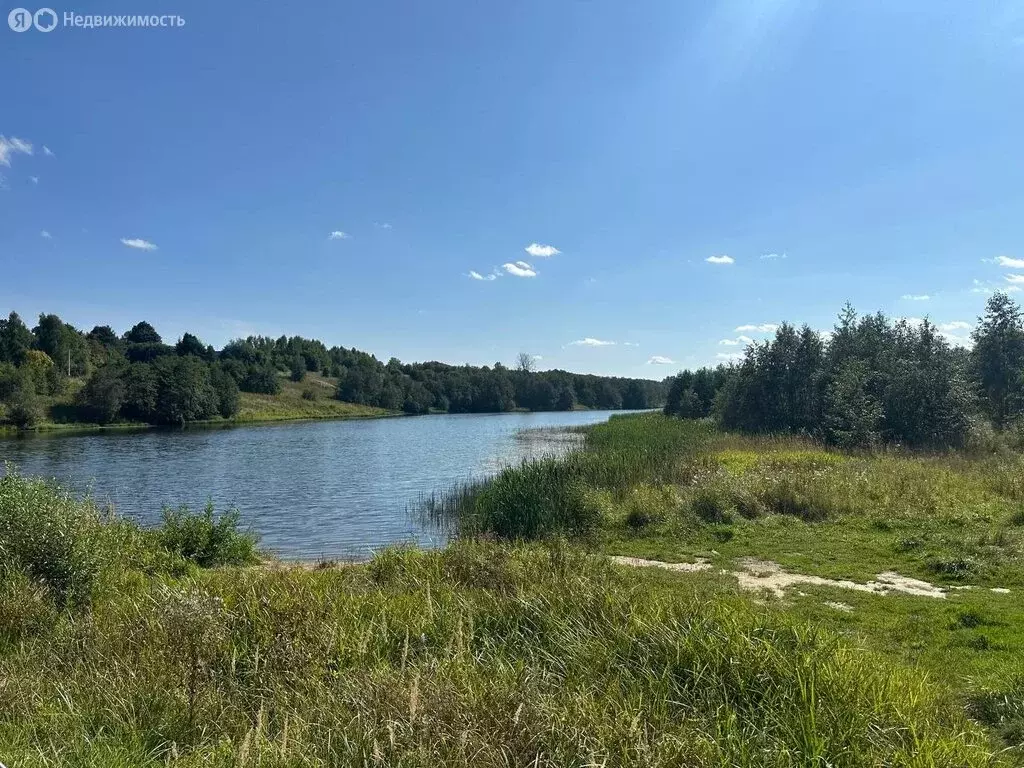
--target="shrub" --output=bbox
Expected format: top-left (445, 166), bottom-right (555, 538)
top-left (158, 502), bottom-right (259, 567)
top-left (302, 385), bottom-right (319, 401)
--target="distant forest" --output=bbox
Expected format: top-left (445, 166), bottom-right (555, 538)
top-left (0, 311), bottom-right (667, 427)
top-left (664, 293), bottom-right (1024, 450)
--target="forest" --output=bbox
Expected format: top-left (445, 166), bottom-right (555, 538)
top-left (0, 311), bottom-right (666, 427)
top-left (664, 293), bottom-right (1024, 449)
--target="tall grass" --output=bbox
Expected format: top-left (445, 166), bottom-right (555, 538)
top-left (0, 540), bottom-right (1001, 766)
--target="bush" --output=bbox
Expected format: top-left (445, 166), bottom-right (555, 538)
top-left (0, 472), bottom-right (107, 605)
top-left (302, 385), bottom-right (319, 401)
top-left (158, 502), bottom-right (259, 567)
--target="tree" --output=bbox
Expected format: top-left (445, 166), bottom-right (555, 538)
top-left (823, 360), bottom-right (882, 449)
top-left (78, 366), bottom-right (125, 424)
top-left (289, 354), bottom-right (307, 382)
top-left (0, 312), bottom-right (35, 364)
top-left (6, 370), bottom-right (42, 428)
top-left (121, 363), bottom-right (158, 422)
top-left (152, 356), bottom-right (218, 425)
top-left (243, 364), bottom-right (281, 394)
top-left (971, 292), bottom-right (1024, 427)
top-left (124, 321), bottom-right (162, 345)
top-left (32, 313), bottom-right (88, 376)
top-left (622, 380), bottom-right (649, 410)
top-left (175, 332), bottom-right (209, 359)
top-left (210, 364), bottom-right (240, 418)
top-left (515, 352), bottom-right (536, 373)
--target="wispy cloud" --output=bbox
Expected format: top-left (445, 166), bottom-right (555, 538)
top-left (1005, 274), bottom-right (1024, 284)
top-left (706, 254), bottom-right (734, 265)
top-left (374, 222), bottom-right (392, 230)
top-left (972, 278), bottom-right (1021, 294)
top-left (719, 335), bottom-right (753, 346)
top-left (29, 176), bottom-right (38, 184)
top-left (525, 243), bottom-right (560, 258)
top-left (0, 136), bottom-right (33, 166)
top-left (328, 231), bottom-right (350, 240)
top-left (43, 145), bottom-right (54, 157)
top-left (121, 237), bottom-right (157, 251)
top-left (901, 294), bottom-right (931, 301)
top-left (623, 342), bottom-right (640, 347)
top-left (735, 323), bottom-right (777, 333)
top-left (40, 230), bottom-right (51, 239)
top-left (502, 261), bottom-right (537, 278)
top-left (468, 270), bottom-right (499, 281)
top-left (995, 256), bottom-right (1024, 268)
top-left (940, 321), bottom-right (972, 332)
top-left (568, 337), bottom-right (615, 347)
top-left (760, 252), bottom-right (787, 260)
top-left (717, 352), bottom-right (744, 361)
top-left (647, 355), bottom-right (675, 365)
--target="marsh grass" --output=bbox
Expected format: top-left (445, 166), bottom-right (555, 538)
top-left (0, 532), bottom-right (1004, 766)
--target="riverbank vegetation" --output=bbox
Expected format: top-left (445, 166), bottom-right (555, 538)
top-left (0, 311), bottom-right (665, 429)
top-left (0, 470), bottom-right (1006, 766)
top-left (664, 293), bottom-right (1024, 450)
top-left (432, 412), bottom-right (1024, 759)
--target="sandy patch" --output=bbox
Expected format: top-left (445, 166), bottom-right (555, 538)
top-left (611, 555), bottom-right (963, 599)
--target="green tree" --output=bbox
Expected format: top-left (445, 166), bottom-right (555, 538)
top-left (124, 321), bottom-right (162, 345)
top-left (6, 371), bottom-right (42, 428)
top-left (210, 364), bottom-right (241, 418)
top-left (78, 367), bottom-right (126, 424)
top-left (121, 363), bottom-right (159, 422)
top-left (971, 292), bottom-right (1024, 428)
top-left (175, 332), bottom-right (209, 359)
top-left (0, 311), bottom-right (35, 364)
top-left (289, 354), bottom-right (307, 382)
top-left (153, 356), bottom-right (218, 425)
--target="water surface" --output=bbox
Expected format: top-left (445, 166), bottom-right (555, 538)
top-left (0, 410), bottom-right (620, 559)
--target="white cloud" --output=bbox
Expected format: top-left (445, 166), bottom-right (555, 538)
top-left (43, 145), bottom-right (54, 157)
top-left (0, 136), bottom-right (33, 166)
top-left (623, 342), bottom-right (640, 347)
top-left (735, 323), bottom-right (777, 333)
top-left (996, 256), bottom-right (1024, 268)
top-left (525, 243), bottom-right (560, 258)
top-left (121, 237), bottom-right (157, 251)
top-left (568, 337), bottom-right (616, 347)
top-left (468, 270), bottom-right (499, 281)
top-left (647, 355), bottom-right (675, 365)
top-left (706, 254), bottom-right (734, 265)
top-left (328, 231), bottom-right (350, 240)
top-left (1006, 274), bottom-right (1024, 284)
top-left (502, 261), bottom-right (537, 278)
top-left (374, 222), bottom-right (392, 230)
top-left (972, 278), bottom-right (1021, 294)
top-left (29, 176), bottom-right (38, 184)
top-left (40, 230), bottom-right (51, 239)
top-left (717, 352), bottom-right (744, 361)
top-left (719, 335), bottom-right (753, 346)
top-left (760, 252), bottom-right (787, 260)
top-left (902, 294), bottom-right (931, 301)
top-left (940, 321), bottom-right (972, 332)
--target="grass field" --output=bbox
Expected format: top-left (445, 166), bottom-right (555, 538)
top-left (0, 470), bottom-right (1006, 766)
top-left (0, 373), bottom-right (394, 433)
top-left (435, 413), bottom-right (1024, 759)
top-left (4, 414), bottom-right (1024, 763)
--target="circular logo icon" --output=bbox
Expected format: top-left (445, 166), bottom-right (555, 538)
top-left (34, 7), bottom-right (57, 31)
top-left (8, 7), bottom-right (32, 31)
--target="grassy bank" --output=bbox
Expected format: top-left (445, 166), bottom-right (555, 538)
top-left (435, 413), bottom-right (1024, 758)
top-left (0, 373), bottom-right (394, 434)
top-left (0, 471), bottom-right (1005, 766)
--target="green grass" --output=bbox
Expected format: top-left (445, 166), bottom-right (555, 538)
top-left (0, 373), bottom-right (394, 433)
top-left (434, 413), bottom-right (1024, 758)
top-left (0, 479), bottom-right (1005, 765)
top-left (233, 373), bottom-right (394, 423)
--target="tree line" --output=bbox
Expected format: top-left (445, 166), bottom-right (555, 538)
top-left (664, 293), bottom-right (1024, 449)
top-left (0, 311), bottom-right (666, 427)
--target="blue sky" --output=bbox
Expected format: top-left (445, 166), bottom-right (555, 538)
top-left (2, 1), bottom-right (1023, 378)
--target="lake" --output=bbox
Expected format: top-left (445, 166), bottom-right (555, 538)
top-left (0, 410), bottom-right (623, 560)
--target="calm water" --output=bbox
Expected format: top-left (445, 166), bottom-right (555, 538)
top-left (0, 410), bottom-right (621, 559)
